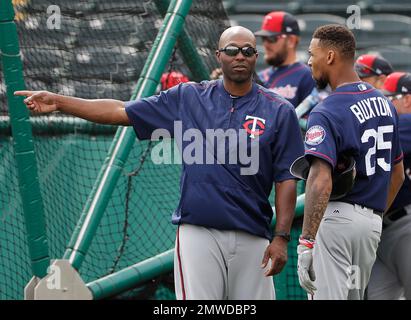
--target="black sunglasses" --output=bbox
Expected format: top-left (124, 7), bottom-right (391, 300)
top-left (388, 94), bottom-right (404, 101)
top-left (261, 34), bottom-right (286, 44)
top-left (218, 46), bottom-right (257, 57)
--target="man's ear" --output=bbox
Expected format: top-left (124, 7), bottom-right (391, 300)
top-left (326, 50), bottom-right (335, 65)
top-left (404, 94), bottom-right (411, 109)
top-left (215, 50), bottom-right (221, 61)
top-left (287, 35), bottom-right (299, 50)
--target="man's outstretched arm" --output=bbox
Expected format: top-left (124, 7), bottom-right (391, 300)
top-left (14, 90), bottom-right (130, 126)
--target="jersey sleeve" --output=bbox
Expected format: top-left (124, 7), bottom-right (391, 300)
top-left (271, 103), bottom-right (305, 182)
top-left (304, 111), bottom-right (339, 168)
top-left (392, 111), bottom-right (404, 165)
top-left (125, 84), bottom-right (181, 140)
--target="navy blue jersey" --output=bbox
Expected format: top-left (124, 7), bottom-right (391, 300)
top-left (125, 80), bottom-right (304, 240)
top-left (258, 62), bottom-right (315, 107)
top-left (303, 82), bottom-right (403, 213)
top-left (390, 113), bottom-right (411, 210)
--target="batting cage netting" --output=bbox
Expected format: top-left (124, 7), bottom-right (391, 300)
top-left (0, 0), bottom-right (306, 300)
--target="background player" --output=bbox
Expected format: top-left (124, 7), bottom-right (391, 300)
top-left (292, 25), bottom-right (404, 300)
top-left (254, 11), bottom-right (315, 107)
top-left (367, 72), bottom-right (411, 300)
top-left (14, 26), bottom-right (304, 300)
top-left (355, 54), bottom-right (393, 89)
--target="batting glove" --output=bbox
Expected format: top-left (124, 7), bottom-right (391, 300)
top-left (297, 237), bottom-right (317, 295)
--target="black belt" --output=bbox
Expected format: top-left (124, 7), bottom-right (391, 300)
top-left (337, 201), bottom-right (383, 218)
top-left (373, 210), bottom-right (384, 218)
top-left (385, 208), bottom-right (407, 222)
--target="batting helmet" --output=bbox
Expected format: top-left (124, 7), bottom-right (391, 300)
top-left (290, 154), bottom-right (356, 200)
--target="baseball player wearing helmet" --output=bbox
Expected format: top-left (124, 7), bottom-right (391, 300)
top-left (291, 25), bottom-right (405, 300)
top-left (15, 26), bottom-right (305, 300)
top-left (254, 11), bottom-right (315, 107)
top-left (366, 72), bottom-right (411, 300)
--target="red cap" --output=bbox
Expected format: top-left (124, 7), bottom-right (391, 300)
top-left (160, 71), bottom-right (189, 90)
top-left (355, 54), bottom-right (393, 78)
top-left (254, 11), bottom-right (300, 37)
top-left (381, 72), bottom-right (411, 96)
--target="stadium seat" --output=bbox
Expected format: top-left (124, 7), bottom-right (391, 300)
top-left (16, 14), bottom-right (80, 49)
top-left (224, 0), bottom-right (302, 15)
top-left (300, 0), bottom-right (365, 15)
top-left (67, 46), bottom-right (145, 83)
top-left (96, 0), bottom-right (153, 13)
top-left (369, 0), bottom-right (411, 15)
top-left (21, 48), bottom-right (71, 70)
top-left (56, 80), bottom-right (134, 100)
top-left (295, 14), bottom-right (346, 49)
top-left (16, 0), bottom-right (97, 16)
top-left (76, 14), bottom-right (147, 47)
top-left (352, 14), bottom-right (411, 50)
top-left (23, 67), bottom-right (69, 85)
top-left (229, 14), bottom-right (265, 33)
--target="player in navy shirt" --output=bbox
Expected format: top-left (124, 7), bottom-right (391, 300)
top-left (291, 25), bottom-right (404, 300)
top-left (254, 11), bottom-right (315, 107)
top-left (367, 72), bottom-right (411, 300)
top-left (15, 26), bottom-right (304, 300)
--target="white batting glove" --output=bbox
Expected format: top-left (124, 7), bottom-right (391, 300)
top-left (297, 237), bottom-right (317, 295)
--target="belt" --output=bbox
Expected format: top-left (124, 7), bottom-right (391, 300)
top-left (338, 201), bottom-right (383, 218)
top-left (373, 210), bottom-right (384, 218)
top-left (383, 206), bottom-right (410, 227)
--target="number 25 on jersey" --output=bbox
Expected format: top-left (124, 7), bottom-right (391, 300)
top-left (361, 125), bottom-right (393, 176)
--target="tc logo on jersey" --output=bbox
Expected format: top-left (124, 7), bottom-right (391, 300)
top-left (243, 115), bottom-right (266, 138)
top-left (305, 125), bottom-right (326, 145)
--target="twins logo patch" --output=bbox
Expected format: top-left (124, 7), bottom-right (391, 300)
top-left (305, 125), bottom-right (326, 145)
top-left (243, 115), bottom-right (266, 138)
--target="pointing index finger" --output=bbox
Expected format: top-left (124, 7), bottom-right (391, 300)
top-left (14, 91), bottom-right (33, 97)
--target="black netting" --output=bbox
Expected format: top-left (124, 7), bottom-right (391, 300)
top-left (1, 0), bottom-right (305, 300)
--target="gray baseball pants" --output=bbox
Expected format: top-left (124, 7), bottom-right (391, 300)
top-left (367, 205), bottom-right (411, 300)
top-left (174, 223), bottom-right (276, 300)
top-left (310, 201), bottom-right (382, 300)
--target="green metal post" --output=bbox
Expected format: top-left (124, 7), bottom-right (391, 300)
top-left (0, 0), bottom-right (50, 278)
top-left (154, 0), bottom-right (210, 82)
top-left (87, 250), bottom-right (174, 300)
top-left (63, 0), bottom-right (193, 270)
top-left (271, 193), bottom-right (305, 229)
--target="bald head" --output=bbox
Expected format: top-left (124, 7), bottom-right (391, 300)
top-left (218, 26), bottom-right (256, 49)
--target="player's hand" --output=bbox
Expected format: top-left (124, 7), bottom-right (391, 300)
top-left (261, 237), bottom-right (288, 276)
top-left (14, 90), bottom-right (58, 114)
top-left (297, 244), bottom-right (317, 295)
